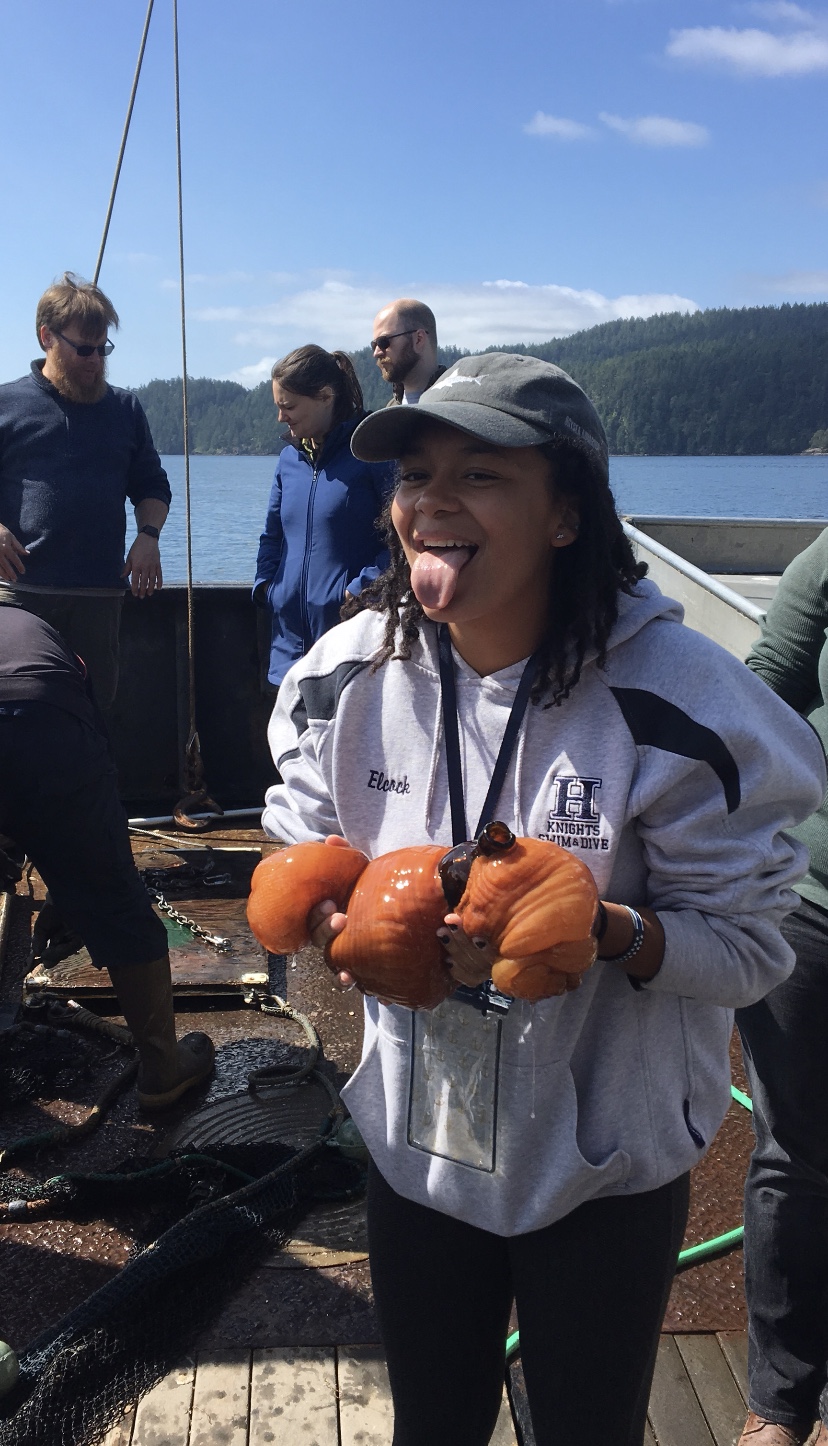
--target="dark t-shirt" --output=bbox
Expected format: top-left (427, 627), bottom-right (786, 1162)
top-left (0, 363), bottom-right (171, 589)
top-left (0, 606), bottom-right (99, 729)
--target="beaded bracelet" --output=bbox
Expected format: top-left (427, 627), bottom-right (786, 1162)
top-left (598, 905), bottom-right (646, 966)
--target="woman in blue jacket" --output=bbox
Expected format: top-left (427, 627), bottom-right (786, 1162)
top-left (253, 345), bottom-right (394, 687)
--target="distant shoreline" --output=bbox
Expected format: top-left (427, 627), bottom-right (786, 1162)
top-left (158, 449), bottom-right (828, 459)
top-left (136, 304), bottom-right (828, 459)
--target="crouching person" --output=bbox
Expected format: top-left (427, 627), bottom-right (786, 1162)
top-left (0, 606), bottom-right (214, 1108)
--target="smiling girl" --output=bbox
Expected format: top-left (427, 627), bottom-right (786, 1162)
top-left (261, 354), bottom-right (824, 1446)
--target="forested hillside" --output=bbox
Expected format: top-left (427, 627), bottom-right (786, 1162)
top-left (501, 304), bottom-right (828, 455)
top-left (134, 377), bottom-right (283, 454)
top-left (135, 302), bottom-right (828, 456)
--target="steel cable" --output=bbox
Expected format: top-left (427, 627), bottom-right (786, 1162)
top-left (92, 0), bottom-right (155, 286)
top-left (171, 0), bottom-right (222, 830)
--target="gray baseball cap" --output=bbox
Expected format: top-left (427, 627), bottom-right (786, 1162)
top-left (351, 352), bottom-right (609, 484)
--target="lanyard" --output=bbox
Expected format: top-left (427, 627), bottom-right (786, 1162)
top-left (437, 623), bottom-right (540, 846)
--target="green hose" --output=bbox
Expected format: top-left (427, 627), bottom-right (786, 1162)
top-left (505, 1083), bottom-right (753, 1363)
top-left (676, 1225), bottom-right (744, 1266)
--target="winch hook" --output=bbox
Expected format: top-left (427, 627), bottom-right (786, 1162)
top-left (173, 730), bottom-right (224, 831)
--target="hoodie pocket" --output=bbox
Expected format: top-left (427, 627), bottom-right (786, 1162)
top-left (678, 997), bottom-right (706, 1149)
top-left (497, 1055), bottom-right (632, 1220)
top-left (340, 1006), bottom-right (413, 1153)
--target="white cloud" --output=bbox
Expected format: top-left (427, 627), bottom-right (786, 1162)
top-left (227, 356), bottom-right (277, 385)
top-left (762, 268), bottom-right (828, 292)
top-left (192, 276), bottom-right (699, 381)
top-left (186, 270), bottom-right (257, 286)
top-left (190, 306), bottom-right (244, 321)
top-left (667, 25), bottom-right (828, 74)
top-left (524, 111), bottom-right (595, 140)
top-left (742, 2), bottom-right (815, 21)
top-left (187, 270), bottom-right (296, 287)
top-left (161, 271), bottom-right (296, 293)
top-left (524, 110), bottom-right (709, 149)
top-left (599, 112), bottom-right (710, 147)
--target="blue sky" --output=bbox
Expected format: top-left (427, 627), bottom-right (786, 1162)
top-left (1, 0), bottom-right (826, 388)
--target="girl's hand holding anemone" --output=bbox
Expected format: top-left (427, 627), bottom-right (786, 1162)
top-left (436, 915), bottom-right (496, 988)
top-left (437, 916), bottom-right (582, 995)
top-left (306, 836), bottom-right (353, 988)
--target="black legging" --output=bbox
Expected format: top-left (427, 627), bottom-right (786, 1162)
top-left (367, 1161), bottom-right (690, 1446)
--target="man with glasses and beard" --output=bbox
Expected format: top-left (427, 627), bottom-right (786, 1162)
top-left (371, 298), bottom-right (445, 407)
top-left (0, 273), bottom-right (171, 712)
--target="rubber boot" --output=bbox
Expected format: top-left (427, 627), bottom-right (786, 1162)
top-left (107, 954), bottom-right (215, 1110)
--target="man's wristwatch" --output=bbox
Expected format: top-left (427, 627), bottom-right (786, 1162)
top-left (139, 525), bottom-right (160, 539)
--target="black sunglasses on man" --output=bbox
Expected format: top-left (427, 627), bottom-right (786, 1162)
top-left (370, 329), bottom-right (419, 353)
top-left (56, 333), bottom-right (115, 358)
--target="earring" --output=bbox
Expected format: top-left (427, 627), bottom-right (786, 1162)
top-left (555, 530), bottom-right (565, 540)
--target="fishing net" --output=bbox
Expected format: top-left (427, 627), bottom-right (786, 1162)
top-left (0, 1115), bottom-right (362, 1446)
top-left (0, 1139), bottom-right (362, 1231)
top-left (0, 999), bottom-right (361, 1446)
top-left (0, 1023), bottom-right (96, 1105)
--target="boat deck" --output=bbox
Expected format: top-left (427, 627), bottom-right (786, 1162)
top-left (0, 826), bottom-right (757, 1446)
top-left (710, 573), bottom-right (781, 610)
top-left (100, 1331), bottom-right (752, 1445)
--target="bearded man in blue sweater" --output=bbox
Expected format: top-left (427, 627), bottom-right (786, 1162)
top-left (0, 273), bottom-right (171, 711)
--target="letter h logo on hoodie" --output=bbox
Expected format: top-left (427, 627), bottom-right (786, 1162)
top-left (548, 776), bottom-right (603, 822)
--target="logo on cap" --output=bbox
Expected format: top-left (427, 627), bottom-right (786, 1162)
top-left (429, 373), bottom-right (487, 391)
top-left (564, 416), bottom-right (601, 452)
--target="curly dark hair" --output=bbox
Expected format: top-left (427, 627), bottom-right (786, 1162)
top-left (341, 441), bottom-right (647, 706)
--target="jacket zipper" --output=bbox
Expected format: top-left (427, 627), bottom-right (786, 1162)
top-left (299, 457), bottom-right (320, 651)
top-left (297, 417), bottom-right (359, 650)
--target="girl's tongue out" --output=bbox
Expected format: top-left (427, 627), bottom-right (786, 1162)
top-left (410, 545), bottom-right (475, 610)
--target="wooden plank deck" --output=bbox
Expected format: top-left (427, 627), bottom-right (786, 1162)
top-left (101, 1332), bottom-right (750, 1445)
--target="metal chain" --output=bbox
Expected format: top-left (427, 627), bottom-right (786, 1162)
top-left (146, 886), bottom-right (232, 952)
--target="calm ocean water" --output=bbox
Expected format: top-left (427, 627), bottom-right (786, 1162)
top-left (158, 453), bottom-right (828, 585)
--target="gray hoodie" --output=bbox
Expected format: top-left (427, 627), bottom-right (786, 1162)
top-left (263, 580), bottom-right (826, 1234)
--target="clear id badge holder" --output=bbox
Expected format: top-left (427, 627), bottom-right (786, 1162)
top-left (410, 624), bottom-right (532, 1171)
top-left (407, 989), bottom-right (507, 1172)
